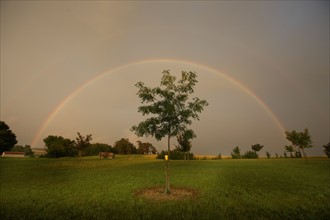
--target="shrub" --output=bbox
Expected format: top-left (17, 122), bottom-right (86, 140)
top-left (242, 150), bottom-right (258, 159)
top-left (231, 146), bottom-right (241, 159)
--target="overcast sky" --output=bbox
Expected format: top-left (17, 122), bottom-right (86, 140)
top-left (1, 1), bottom-right (329, 156)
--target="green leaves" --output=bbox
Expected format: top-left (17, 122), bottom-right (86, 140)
top-left (132, 70), bottom-right (208, 142)
top-left (285, 128), bottom-right (313, 150)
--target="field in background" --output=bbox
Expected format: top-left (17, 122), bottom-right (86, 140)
top-left (0, 156), bottom-right (329, 219)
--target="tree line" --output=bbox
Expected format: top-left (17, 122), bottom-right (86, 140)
top-left (230, 128), bottom-right (325, 159)
top-left (43, 133), bottom-right (158, 158)
top-left (1, 121), bottom-right (330, 158)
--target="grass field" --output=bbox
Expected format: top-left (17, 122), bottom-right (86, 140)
top-left (0, 156), bottom-right (329, 219)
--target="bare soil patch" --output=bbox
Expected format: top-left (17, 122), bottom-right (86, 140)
top-left (135, 186), bottom-right (199, 201)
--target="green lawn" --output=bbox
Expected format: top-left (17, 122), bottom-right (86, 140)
top-left (0, 156), bottom-right (329, 219)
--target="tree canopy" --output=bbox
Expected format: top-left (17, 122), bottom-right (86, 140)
top-left (0, 121), bottom-right (18, 153)
top-left (137, 141), bottom-right (157, 154)
top-left (113, 138), bottom-right (136, 154)
top-left (285, 128), bottom-right (313, 158)
top-left (231, 146), bottom-right (241, 159)
top-left (251, 144), bottom-right (264, 153)
top-left (44, 135), bottom-right (76, 158)
top-left (131, 70), bottom-right (208, 152)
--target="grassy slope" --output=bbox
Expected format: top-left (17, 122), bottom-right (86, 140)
top-left (0, 156), bottom-right (329, 219)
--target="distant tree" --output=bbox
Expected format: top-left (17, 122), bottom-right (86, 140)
top-left (131, 70), bottom-right (208, 194)
top-left (24, 145), bottom-right (34, 156)
top-left (0, 121), bottom-right (18, 153)
top-left (75, 132), bottom-right (92, 159)
top-left (83, 143), bottom-right (113, 156)
top-left (275, 153), bottom-right (279, 158)
top-left (266, 151), bottom-right (271, 159)
top-left (284, 145), bottom-right (295, 158)
top-left (285, 128), bottom-right (313, 158)
top-left (242, 150), bottom-right (258, 159)
top-left (137, 141), bottom-right (157, 154)
top-left (11, 145), bottom-right (24, 152)
top-left (322, 142), bottom-right (330, 158)
top-left (44, 135), bottom-right (76, 158)
top-left (176, 130), bottom-right (194, 160)
top-left (251, 144), bottom-right (264, 158)
top-left (113, 138), bottom-right (136, 154)
top-left (12, 145), bottom-right (34, 156)
top-left (231, 146), bottom-right (241, 159)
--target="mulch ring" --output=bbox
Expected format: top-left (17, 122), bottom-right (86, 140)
top-left (135, 186), bottom-right (199, 201)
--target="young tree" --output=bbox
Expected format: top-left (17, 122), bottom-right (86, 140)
top-left (231, 146), bottom-right (241, 159)
top-left (176, 130), bottom-right (194, 160)
top-left (266, 151), bottom-right (271, 159)
top-left (24, 145), bottom-right (34, 156)
top-left (251, 144), bottom-right (264, 158)
top-left (131, 70), bottom-right (208, 194)
top-left (285, 128), bottom-right (313, 158)
top-left (323, 142), bottom-right (330, 158)
top-left (75, 132), bottom-right (92, 159)
top-left (0, 121), bottom-right (18, 153)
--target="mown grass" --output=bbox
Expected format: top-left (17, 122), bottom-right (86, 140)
top-left (0, 156), bottom-right (329, 219)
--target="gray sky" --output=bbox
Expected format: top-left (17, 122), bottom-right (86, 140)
top-left (1, 1), bottom-right (329, 156)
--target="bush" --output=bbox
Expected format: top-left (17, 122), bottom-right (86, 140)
top-left (242, 150), bottom-right (258, 159)
top-left (231, 146), bottom-right (241, 159)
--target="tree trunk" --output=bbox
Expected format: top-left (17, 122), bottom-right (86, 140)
top-left (165, 133), bottom-right (171, 194)
top-left (301, 147), bottom-right (307, 159)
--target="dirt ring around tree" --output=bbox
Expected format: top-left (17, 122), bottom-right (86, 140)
top-left (135, 186), bottom-right (199, 201)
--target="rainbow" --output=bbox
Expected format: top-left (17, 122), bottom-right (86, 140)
top-left (31, 58), bottom-right (286, 147)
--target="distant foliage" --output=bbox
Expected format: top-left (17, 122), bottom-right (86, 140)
top-left (0, 121), bottom-right (18, 153)
top-left (137, 141), bottom-right (157, 154)
top-left (83, 143), bottom-right (113, 156)
top-left (11, 145), bottom-right (34, 156)
top-left (322, 142), bottom-right (330, 158)
top-left (285, 128), bottom-right (313, 158)
top-left (231, 146), bottom-right (241, 159)
top-left (113, 138), bottom-right (137, 154)
top-left (284, 145), bottom-right (295, 158)
top-left (251, 144), bottom-right (264, 153)
top-left (242, 150), bottom-right (258, 159)
top-left (44, 135), bottom-right (77, 158)
top-left (266, 151), bottom-right (271, 159)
